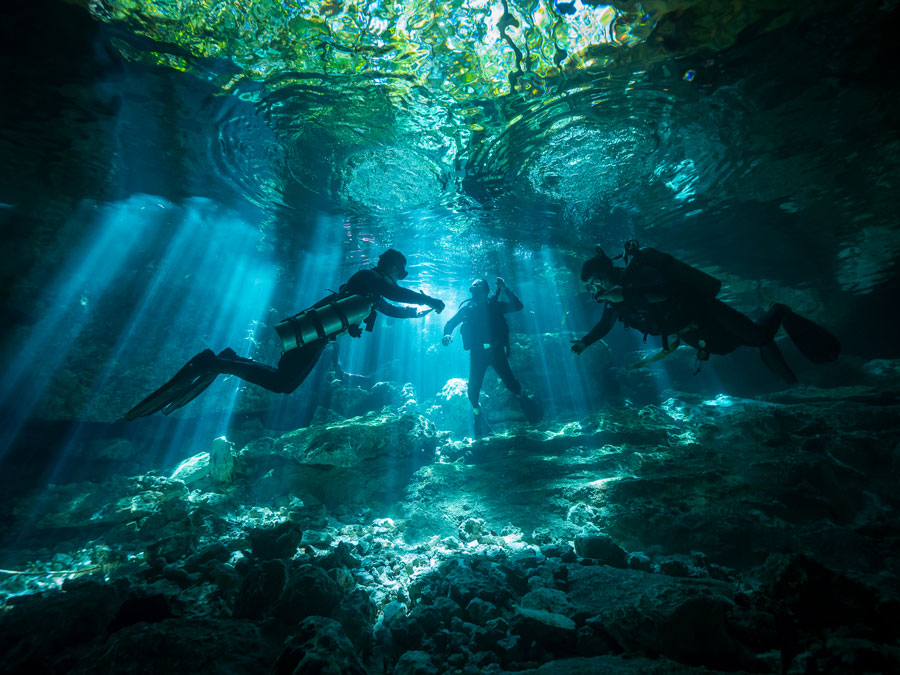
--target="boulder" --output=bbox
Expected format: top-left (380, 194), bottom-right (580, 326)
top-left (333, 589), bottom-right (377, 651)
top-left (394, 650), bottom-right (437, 675)
top-left (520, 588), bottom-right (575, 618)
top-left (511, 606), bottom-right (577, 652)
top-left (0, 578), bottom-right (122, 674)
top-left (233, 559), bottom-right (287, 619)
top-left (508, 654), bottom-right (724, 674)
top-left (574, 534), bottom-right (627, 567)
top-left (210, 436), bottom-right (236, 484)
top-left (273, 617), bottom-right (367, 674)
top-left (274, 411), bottom-right (437, 468)
top-left (565, 565), bottom-right (743, 670)
top-left (169, 452), bottom-right (210, 486)
top-left (76, 618), bottom-right (277, 674)
top-left (428, 378), bottom-right (474, 435)
top-left (271, 564), bottom-right (342, 624)
top-left (248, 521), bottom-right (302, 560)
top-left (465, 597), bottom-right (500, 626)
top-left (445, 560), bottom-right (517, 609)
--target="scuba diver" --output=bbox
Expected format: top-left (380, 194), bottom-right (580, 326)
top-left (124, 249), bottom-right (445, 420)
top-left (570, 241), bottom-right (841, 383)
top-left (442, 277), bottom-right (542, 437)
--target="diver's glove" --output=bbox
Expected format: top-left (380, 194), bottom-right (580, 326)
top-left (570, 339), bottom-right (587, 355)
top-left (426, 297), bottom-right (446, 314)
top-left (348, 324), bottom-right (363, 338)
top-left (442, 334), bottom-right (453, 346)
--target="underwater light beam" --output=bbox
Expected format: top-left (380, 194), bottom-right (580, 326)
top-left (0, 197), bottom-right (163, 459)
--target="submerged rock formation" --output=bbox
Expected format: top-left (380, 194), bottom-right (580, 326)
top-left (1, 372), bottom-right (898, 673)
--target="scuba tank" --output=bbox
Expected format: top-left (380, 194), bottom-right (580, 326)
top-left (624, 240), bottom-right (722, 300)
top-left (275, 294), bottom-right (374, 352)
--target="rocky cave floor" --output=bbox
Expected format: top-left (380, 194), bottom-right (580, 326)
top-left (1, 362), bottom-right (900, 674)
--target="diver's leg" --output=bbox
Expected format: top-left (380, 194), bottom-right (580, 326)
top-left (492, 349), bottom-right (543, 423)
top-left (468, 350), bottom-right (491, 437)
top-left (711, 300), bottom-right (787, 347)
top-left (491, 349), bottom-right (522, 396)
top-left (704, 301), bottom-right (800, 383)
top-left (468, 350), bottom-right (489, 408)
top-left (215, 340), bottom-right (328, 394)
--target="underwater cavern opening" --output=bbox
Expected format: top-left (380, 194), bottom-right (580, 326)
top-left (1, 0), bottom-right (899, 673)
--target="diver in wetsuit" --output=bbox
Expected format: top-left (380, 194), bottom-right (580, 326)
top-left (442, 277), bottom-right (542, 437)
top-left (124, 249), bottom-right (445, 420)
top-left (570, 242), bottom-right (840, 383)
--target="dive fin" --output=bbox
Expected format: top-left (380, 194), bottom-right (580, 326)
top-left (122, 349), bottom-right (216, 421)
top-left (760, 342), bottom-right (798, 385)
top-left (473, 408), bottom-right (492, 439)
top-left (782, 310), bottom-right (841, 363)
top-left (627, 347), bottom-right (677, 371)
top-left (161, 372), bottom-right (218, 416)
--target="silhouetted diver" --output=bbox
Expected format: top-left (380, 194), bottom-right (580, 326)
top-left (124, 249), bottom-right (445, 420)
top-left (442, 277), bottom-right (542, 437)
top-left (571, 242), bottom-right (840, 382)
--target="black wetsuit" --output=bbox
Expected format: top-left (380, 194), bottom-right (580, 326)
top-left (581, 248), bottom-right (789, 355)
top-left (216, 268), bottom-right (435, 393)
top-left (582, 284), bottom-right (783, 357)
top-left (443, 291), bottom-right (524, 407)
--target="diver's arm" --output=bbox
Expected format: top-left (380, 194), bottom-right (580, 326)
top-left (498, 288), bottom-right (524, 313)
top-left (380, 278), bottom-right (445, 312)
top-left (368, 271), bottom-right (438, 308)
top-left (381, 283), bottom-right (432, 306)
top-left (443, 307), bottom-right (466, 336)
top-left (344, 269), bottom-right (444, 312)
top-left (375, 298), bottom-right (419, 319)
top-left (494, 277), bottom-right (523, 313)
top-left (441, 307), bottom-right (466, 345)
top-left (581, 305), bottom-right (618, 346)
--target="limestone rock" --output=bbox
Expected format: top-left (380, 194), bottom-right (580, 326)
top-left (234, 559), bottom-right (287, 620)
top-left (0, 578), bottom-right (122, 674)
top-left (429, 378), bottom-right (477, 435)
top-left (565, 565), bottom-right (743, 670)
top-left (275, 411), bottom-right (437, 468)
top-left (508, 654), bottom-right (722, 674)
top-left (511, 606), bottom-right (577, 652)
top-left (271, 564), bottom-right (342, 624)
top-left (248, 521), bottom-right (302, 560)
top-left (301, 529), bottom-right (334, 549)
top-left (76, 618), bottom-right (278, 674)
top-left (458, 517), bottom-right (488, 543)
top-left (210, 436), bottom-right (236, 484)
top-left (333, 589), bottom-right (376, 651)
top-left (520, 587), bottom-right (576, 618)
top-left (465, 597), bottom-right (500, 625)
top-left (319, 541), bottom-right (362, 570)
top-left (394, 650), bottom-right (437, 675)
top-left (445, 559), bottom-right (517, 609)
top-left (169, 453), bottom-right (209, 488)
top-left (574, 534), bottom-right (627, 567)
top-left (273, 616), bottom-right (367, 674)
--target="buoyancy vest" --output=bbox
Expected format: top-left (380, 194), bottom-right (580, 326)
top-left (460, 299), bottom-right (510, 352)
top-left (626, 248), bottom-right (721, 300)
top-left (616, 248), bottom-right (722, 338)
